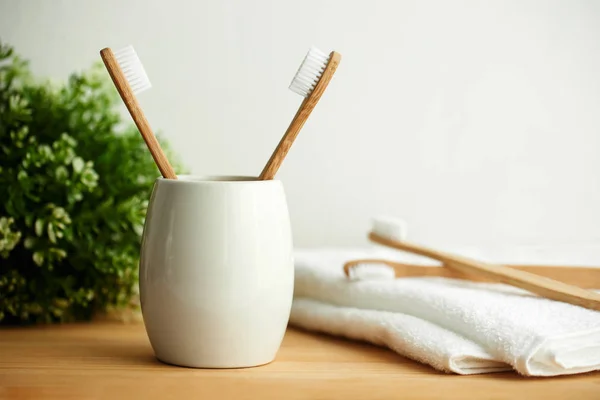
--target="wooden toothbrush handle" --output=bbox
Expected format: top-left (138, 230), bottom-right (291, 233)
top-left (259, 52), bottom-right (342, 180)
top-left (369, 232), bottom-right (600, 311)
top-left (100, 48), bottom-right (177, 180)
top-left (343, 259), bottom-right (600, 288)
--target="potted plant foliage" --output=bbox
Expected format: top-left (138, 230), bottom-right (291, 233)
top-left (0, 41), bottom-right (183, 324)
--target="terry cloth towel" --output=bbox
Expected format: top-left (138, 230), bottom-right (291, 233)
top-left (289, 249), bottom-right (600, 376)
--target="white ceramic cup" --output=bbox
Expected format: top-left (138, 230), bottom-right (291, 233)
top-left (139, 175), bottom-right (294, 368)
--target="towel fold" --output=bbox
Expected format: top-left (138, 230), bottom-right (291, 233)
top-left (291, 298), bottom-right (510, 374)
top-left (289, 249), bottom-right (600, 376)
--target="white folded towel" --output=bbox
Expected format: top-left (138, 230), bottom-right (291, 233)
top-left (289, 249), bottom-right (600, 376)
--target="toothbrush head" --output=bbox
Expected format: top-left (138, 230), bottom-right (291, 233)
top-left (288, 46), bottom-right (333, 98)
top-left (112, 45), bottom-right (152, 95)
top-left (372, 216), bottom-right (408, 241)
top-left (346, 262), bottom-right (397, 281)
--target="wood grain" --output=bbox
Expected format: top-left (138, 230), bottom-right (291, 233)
top-left (343, 259), bottom-right (600, 288)
top-left (0, 322), bottom-right (598, 400)
top-left (259, 51), bottom-right (341, 180)
top-left (369, 232), bottom-right (600, 311)
top-left (99, 48), bottom-right (177, 180)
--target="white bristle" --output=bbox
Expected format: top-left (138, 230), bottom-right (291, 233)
top-left (113, 45), bottom-right (151, 94)
top-left (348, 263), bottom-right (396, 281)
top-left (289, 46), bottom-right (330, 98)
top-left (372, 216), bottom-right (408, 240)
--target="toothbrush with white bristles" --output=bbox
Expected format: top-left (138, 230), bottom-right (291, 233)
top-left (346, 216), bottom-right (600, 311)
top-left (100, 45), bottom-right (177, 179)
top-left (259, 46), bottom-right (341, 180)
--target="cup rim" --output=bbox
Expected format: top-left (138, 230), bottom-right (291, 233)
top-left (155, 175), bottom-right (281, 184)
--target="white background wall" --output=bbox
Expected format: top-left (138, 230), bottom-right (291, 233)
top-left (2, 0), bottom-right (599, 255)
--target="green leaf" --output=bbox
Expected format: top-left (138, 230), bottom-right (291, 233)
top-left (49, 248), bottom-right (67, 259)
top-left (47, 223), bottom-right (56, 243)
top-left (35, 219), bottom-right (44, 236)
top-left (32, 252), bottom-right (44, 266)
top-left (55, 166), bottom-right (68, 181)
top-left (24, 237), bottom-right (35, 249)
top-left (72, 156), bottom-right (84, 173)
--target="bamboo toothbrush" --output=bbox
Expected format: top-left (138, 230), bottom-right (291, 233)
top-left (344, 259), bottom-right (600, 288)
top-left (259, 47), bottom-right (341, 180)
top-left (100, 46), bottom-right (177, 179)
top-left (349, 216), bottom-right (600, 311)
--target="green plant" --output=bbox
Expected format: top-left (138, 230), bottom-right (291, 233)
top-left (0, 41), bottom-right (183, 324)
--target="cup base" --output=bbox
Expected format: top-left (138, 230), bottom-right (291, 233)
top-left (154, 354), bottom-right (276, 369)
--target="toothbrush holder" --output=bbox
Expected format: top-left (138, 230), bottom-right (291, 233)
top-left (139, 175), bottom-right (294, 368)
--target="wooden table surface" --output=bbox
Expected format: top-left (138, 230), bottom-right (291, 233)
top-left (0, 321), bottom-right (598, 399)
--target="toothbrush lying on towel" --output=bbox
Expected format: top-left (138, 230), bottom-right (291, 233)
top-left (346, 216), bottom-right (600, 311)
top-left (100, 46), bottom-right (177, 179)
top-left (344, 258), bottom-right (600, 289)
top-left (259, 47), bottom-right (341, 180)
